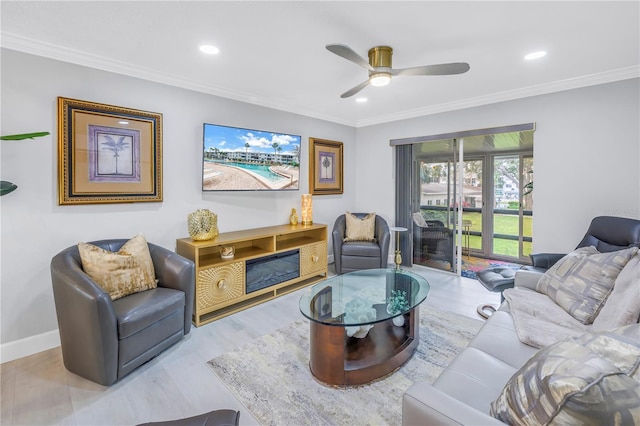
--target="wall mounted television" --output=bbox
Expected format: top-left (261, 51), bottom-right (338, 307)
top-left (202, 123), bottom-right (301, 191)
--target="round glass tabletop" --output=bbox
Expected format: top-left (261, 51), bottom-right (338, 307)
top-left (299, 268), bottom-right (429, 326)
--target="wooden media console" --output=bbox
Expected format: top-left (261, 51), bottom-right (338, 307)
top-left (177, 223), bottom-right (327, 326)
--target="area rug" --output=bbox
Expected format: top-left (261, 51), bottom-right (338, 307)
top-left (208, 307), bottom-right (483, 425)
top-left (413, 256), bottom-right (523, 280)
top-left (460, 257), bottom-right (523, 280)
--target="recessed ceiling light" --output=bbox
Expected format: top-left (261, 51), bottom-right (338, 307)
top-left (355, 97), bottom-right (367, 103)
top-left (118, 120), bottom-right (129, 125)
top-left (199, 45), bottom-right (220, 55)
top-left (525, 51), bottom-right (547, 61)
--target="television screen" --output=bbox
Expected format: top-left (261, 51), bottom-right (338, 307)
top-left (202, 123), bottom-right (301, 191)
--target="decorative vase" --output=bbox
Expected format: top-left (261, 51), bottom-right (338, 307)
top-left (386, 301), bottom-right (406, 327)
top-left (187, 209), bottom-right (219, 241)
top-left (289, 208), bottom-right (298, 225)
top-left (220, 246), bottom-right (235, 259)
top-left (392, 315), bottom-right (405, 327)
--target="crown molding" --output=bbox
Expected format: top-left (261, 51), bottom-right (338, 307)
top-left (0, 32), bottom-right (354, 127)
top-left (2, 32), bottom-right (637, 129)
top-left (356, 65), bottom-right (640, 127)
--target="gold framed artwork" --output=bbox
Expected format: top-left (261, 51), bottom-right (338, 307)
top-left (309, 137), bottom-right (343, 195)
top-left (57, 97), bottom-right (163, 205)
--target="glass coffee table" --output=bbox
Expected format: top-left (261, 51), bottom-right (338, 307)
top-left (299, 268), bottom-right (429, 386)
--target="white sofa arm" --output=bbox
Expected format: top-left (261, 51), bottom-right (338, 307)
top-left (402, 382), bottom-right (504, 426)
top-left (514, 269), bottom-right (543, 290)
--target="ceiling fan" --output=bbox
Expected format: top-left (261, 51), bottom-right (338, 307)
top-left (326, 44), bottom-right (470, 98)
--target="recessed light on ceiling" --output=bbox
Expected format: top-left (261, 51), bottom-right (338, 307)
top-left (118, 120), bottom-right (129, 125)
top-left (199, 44), bottom-right (220, 55)
top-left (524, 51), bottom-right (547, 61)
top-left (355, 97), bottom-right (367, 103)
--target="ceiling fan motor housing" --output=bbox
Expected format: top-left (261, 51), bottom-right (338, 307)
top-left (368, 46), bottom-right (393, 68)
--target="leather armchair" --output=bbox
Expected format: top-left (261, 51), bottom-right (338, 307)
top-left (412, 213), bottom-right (454, 270)
top-left (332, 213), bottom-right (390, 275)
top-left (51, 239), bottom-right (195, 386)
top-left (524, 216), bottom-right (640, 273)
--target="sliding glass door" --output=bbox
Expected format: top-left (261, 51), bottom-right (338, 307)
top-left (415, 156), bottom-right (485, 273)
top-left (415, 158), bottom-right (457, 272)
top-left (490, 154), bottom-right (533, 262)
top-left (394, 124), bottom-right (535, 275)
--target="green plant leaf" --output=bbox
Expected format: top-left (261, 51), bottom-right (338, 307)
top-left (0, 132), bottom-right (50, 140)
top-left (0, 181), bottom-right (18, 196)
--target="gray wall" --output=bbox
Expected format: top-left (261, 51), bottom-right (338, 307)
top-left (0, 49), bottom-right (355, 355)
top-left (355, 78), bottom-right (640, 253)
top-left (2, 47), bottom-right (639, 360)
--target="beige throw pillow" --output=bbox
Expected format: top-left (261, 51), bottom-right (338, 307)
top-left (490, 324), bottom-right (640, 426)
top-left (592, 252), bottom-right (640, 331)
top-left (536, 246), bottom-right (638, 324)
top-left (78, 234), bottom-right (157, 300)
top-left (344, 212), bottom-right (376, 242)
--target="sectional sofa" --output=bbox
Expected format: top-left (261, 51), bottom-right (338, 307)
top-left (403, 227), bottom-right (640, 425)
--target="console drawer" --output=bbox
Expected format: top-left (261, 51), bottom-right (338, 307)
top-left (300, 241), bottom-right (327, 276)
top-left (196, 261), bottom-right (245, 310)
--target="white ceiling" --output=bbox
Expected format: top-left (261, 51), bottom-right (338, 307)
top-left (1, 1), bottom-right (638, 127)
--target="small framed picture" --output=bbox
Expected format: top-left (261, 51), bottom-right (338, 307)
top-left (57, 97), bottom-right (163, 205)
top-left (309, 137), bottom-right (343, 195)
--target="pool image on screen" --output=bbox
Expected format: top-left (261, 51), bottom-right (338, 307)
top-left (202, 123), bottom-right (301, 191)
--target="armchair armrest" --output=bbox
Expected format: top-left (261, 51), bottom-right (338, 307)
top-left (332, 215), bottom-right (347, 273)
top-left (529, 253), bottom-right (566, 269)
top-left (514, 269), bottom-right (543, 291)
top-left (50, 247), bottom-right (119, 386)
top-left (149, 243), bottom-right (195, 335)
top-left (375, 217), bottom-right (391, 266)
top-left (403, 382), bottom-right (504, 425)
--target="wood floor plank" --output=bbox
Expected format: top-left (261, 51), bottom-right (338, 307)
top-left (10, 347), bottom-right (75, 425)
top-left (1, 265), bottom-right (498, 425)
top-left (1, 359), bottom-right (17, 425)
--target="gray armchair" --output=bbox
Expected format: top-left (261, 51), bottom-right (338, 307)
top-left (332, 213), bottom-right (390, 275)
top-left (51, 239), bottom-right (195, 386)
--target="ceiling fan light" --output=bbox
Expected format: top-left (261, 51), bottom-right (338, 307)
top-left (370, 73), bottom-right (391, 87)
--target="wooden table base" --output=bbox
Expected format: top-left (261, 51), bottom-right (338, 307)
top-left (309, 306), bottom-right (419, 386)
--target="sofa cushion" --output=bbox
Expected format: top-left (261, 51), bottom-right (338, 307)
top-left (467, 311), bottom-right (539, 369)
top-left (78, 234), bottom-right (157, 300)
top-left (593, 252), bottom-right (640, 331)
top-left (536, 246), bottom-right (638, 324)
top-left (434, 347), bottom-right (519, 415)
top-left (113, 287), bottom-right (185, 339)
top-left (341, 240), bottom-right (382, 257)
top-left (344, 212), bottom-right (376, 242)
top-left (490, 324), bottom-right (640, 425)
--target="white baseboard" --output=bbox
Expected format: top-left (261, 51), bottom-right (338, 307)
top-left (1, 329), bottom-right (60, 363)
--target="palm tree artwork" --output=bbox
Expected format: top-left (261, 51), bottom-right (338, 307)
top-left (100, 135), bottom-right (130, 175)
top-left (322, 155), bottom-right (333, 180)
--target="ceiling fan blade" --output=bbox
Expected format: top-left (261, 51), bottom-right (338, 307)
top-left (392, 62), bottom-right (470, 76)
top-left (327, 44), bottom-right (374, 71)
top-left (340, 79), bottom-right (371, 98)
